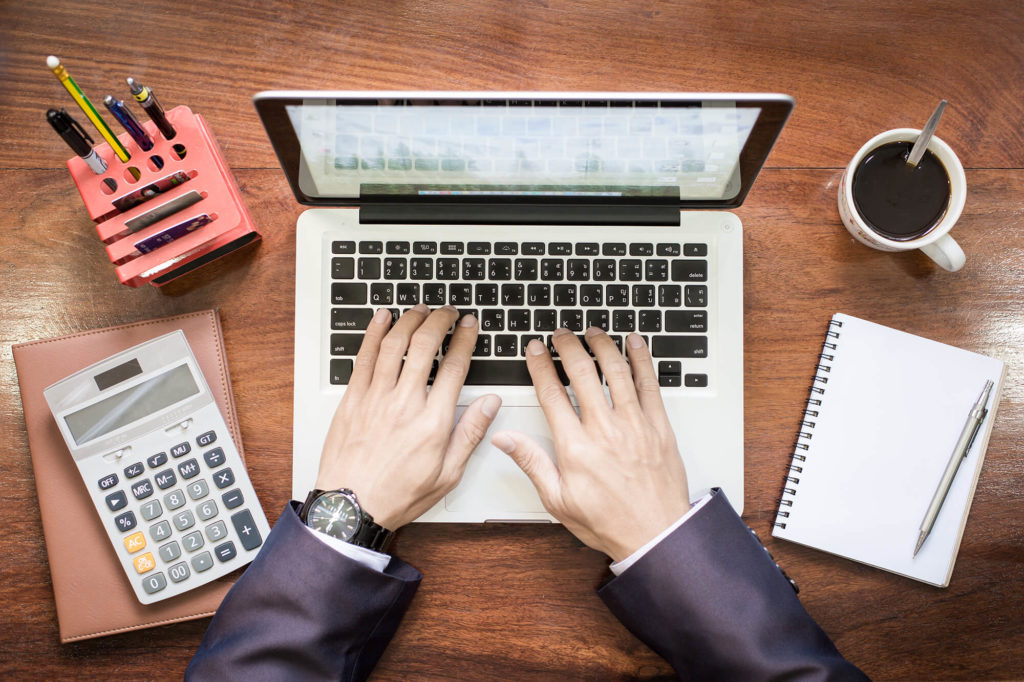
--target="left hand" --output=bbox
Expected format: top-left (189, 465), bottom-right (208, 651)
top-left (315, 304), bottom-right (501, 530)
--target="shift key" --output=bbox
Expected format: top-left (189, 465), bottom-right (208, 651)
top-left (332, 282), bottom-right (367, 305)
top-left (331, 333), bottom-right (364, 355)
top-left (652, 335), bottom-right (708, 358)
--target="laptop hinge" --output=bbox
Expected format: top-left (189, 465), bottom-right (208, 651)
top-left (358, 202), bottom-right (681, 226)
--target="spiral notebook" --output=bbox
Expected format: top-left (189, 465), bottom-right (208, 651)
top-left (772, 313), bottom-right (1006, 587)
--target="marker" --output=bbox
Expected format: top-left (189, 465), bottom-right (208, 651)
top-left (104, 95), bottom-right (154, 151)
top-left (47, 108), bottom-right (108, 175)
top-left (46, 56), bottom-right (130, 162)
top-left (126, 77), bottom-right (176, 140)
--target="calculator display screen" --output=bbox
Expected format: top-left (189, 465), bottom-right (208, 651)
top-left (65, 363), bottom-right (200, 445)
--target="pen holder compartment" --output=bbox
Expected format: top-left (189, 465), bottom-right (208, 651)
top-left (66, 105), bottom-right (260, 287)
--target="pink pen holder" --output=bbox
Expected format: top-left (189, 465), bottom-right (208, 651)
top-left (67, 105), bottom-right (260, 287)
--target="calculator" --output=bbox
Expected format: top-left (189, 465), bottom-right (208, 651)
top-left (43, 330), bottom-right (272, 604)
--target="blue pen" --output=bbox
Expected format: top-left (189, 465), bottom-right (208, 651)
top-left (103, 94), bottom-right (154, 152)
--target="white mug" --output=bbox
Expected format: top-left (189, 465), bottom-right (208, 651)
top-left (838, 128), bottom-right (966, 272)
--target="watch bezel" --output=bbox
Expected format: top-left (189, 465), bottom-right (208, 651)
top-left (303, 488), bottom-right (364, 541)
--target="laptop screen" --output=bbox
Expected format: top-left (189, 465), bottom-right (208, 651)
top-left (254, 92), bottom-right (793, 209)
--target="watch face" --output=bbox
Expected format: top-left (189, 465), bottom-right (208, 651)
top-left (307, 492), bottom-right (360, 540)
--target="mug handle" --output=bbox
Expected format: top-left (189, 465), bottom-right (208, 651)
top-left (920, 234), bottom-right (965, 272)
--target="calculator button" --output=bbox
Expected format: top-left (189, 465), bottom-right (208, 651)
top-left (105, 490), bottom-right (128, 511)
top-left (191, 551), bottom-right (214, 572)
top-left (221, 489), bottom-right (244, 509)
top-left (173, 510), bottom-right (196, 531)
top-left (158, 541), bottom-right (181, 562)
top-left (197, 500), bottom-right (219, 521)
top-left (131, 479), bottom-right (154, 500)
top-left (168, 561), bottom-right (191, 583)
top-left (133, 552), bottom-right (156, 574)
top-left (147, 452), bottom-right (168, 468)
top-left (214, 541), bottom-right (237, 563)
top-left (187, 479), bottom-right (210, 500)
top-left (231, 510), bottom-right (263, 551)
top-left (123, 462), bottom-right (144, 479)
top-left (203, 447), bottom-right (226, 469)
top-left (142, 572), bottom-right (167, 594)
top-left (213, 467), bottom-right (235, 489)
top-left (196, 430), bottom-right (217, 447)
top-left (182, 530), bottom-right (205, 552)
top-left (98, 474), bottom-right (119, 490)
top-left (177, 458), bottom-right (200, 479)
top-left (140, 499), bottom-right (163, 521)
top-left (123, 531), bottom-right (146, 554)
top-left (154, 469), bottom-right (177, 490)
top-left (164, 489), bottom-right (186, 510)
top-left (206, 520), bottom-right (227, 541)
top-left (114, 511), bottom-right (137, 532)
top-left (150, 520), bottom-right (172, 541)
top-left (170, 442), bottom-right (191, 458)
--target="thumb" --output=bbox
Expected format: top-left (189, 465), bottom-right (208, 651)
top-left (491, 430), bottom-right (561, 506)
top-left (443, 394), bottom-right (502, 474)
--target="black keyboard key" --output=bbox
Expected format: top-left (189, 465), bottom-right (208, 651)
top-left (437, 258), bottom-right (459, 280)
top-left (541, 259), bottom-right (564, 281)
top-left (534, 309), bottom-right (557, 331)
top-left (602, 243), bottom-right (627, 256)
top-left (464, 360), bottom-right (531, 385)
top-left (413, 241), bottom-right (437, 254)
top-left (501, 283), bottom-right (524, 306)
top-left (473, 335), bottom-right (492, 357)
top-left (440, 241), bottom-right (464, 255)
top-left (609, 334), bottom-right (624, 352)
top-left (672, 260), bottom-right (708, 282)
top-left (330, 359), bottom-right (353, 384)
top-left (527, 284), bottom-right (550, 306)
top-left (383, 258), bottom-right (407, 280)
top-left (659, 374), bottom-right (682, 387)
top-left (606, 285), bottom-right (629, 306)
top-left (659, 360), bottom-right (682, 375)
top-left (619, 259), bottom-right (642, 281)
top-left (666, 310), bottom-right (708, 332)
top-left (575, 242), bottom-right (599, 256)
top-left (331, 308), bottom-right (373, 330)
top-left (423, 283), bottom-right (446, 305)
top-left (520, 335), bottom-right (543, 356)
top-left (468, 242), bottom-right (491, 255)
top-left (396, 283), bottom-right (420, 306)
top-left (684, 243), bottom-right (708, 257)
top-left (560, 309), bottom-right (584, 332)
top-left (515, 258), bottom-right (538, 280)
top-left (495, 242), bottom-right (518, 255)
top-left (594, 259), bottom-right (616, 281)
top-left (613, 310), bottom-right (636, 332)
top-left (359, 241), bottom-right (383, 254)
top-left (410, 258), bottom-right (433, 280)
top-left (629, 243), bottom-right (654, 256)
top-left (638, 310), bottom-right (662, 332)
top-left (658, 284), bottom-right (682, 307)
top-left (331, 333), bottom-right (364, 356)
top-left (332, 282), bottom-right (367, 305)
top-left (645, 259), bottom-right (668, 281)
top-left (449, 283), bottom-right (472, 305)
top-left (231, 509), bottom-right (264, 551)
top-left (566, 259), bottom-right (590, 281)
top-left (553, 284), bottom-right (576, 306)
top-left (522, 242), bottom-right (545, 255)
top-left (548, 242), bottom-right (572, 255)
top-left (358, 257), bottom-right (381, 279)
top-left (652, 336), bottom-right (709, 358)
top-left (475, 283), bottom-right (498, 306)
top-left (494, 335), bottom-right (517, 357)
top-left (632, 284), bottom-right (656, 307)
top-left (685, 285), bottom-right (708, 307)
top-left (463, 258), bottom-right (486, 280)
top-left (333, 240), bottom-right (356, 254)
top-left (332, 257), bottom-right (355, 279)
top-left (386, 241), bottom-right (410, 254)
top-left (657, 243), bottom-right (682, 256)
top-left (586, 309), bottom-right (610, 331)
top-left (580, 284), bottom-right (603, 306)
top-left (370, 283), bottom-right (393, 305)
top-left (481, 309), bottom-right (505, 331)
top-left (457, 308), bottom-right (478, 322)
top-left (507, 309), bottom-right (530, 331)
top-left (685, 373), bottom-right (709, 387)
top-left (489, 258), bottom-right (512, 280)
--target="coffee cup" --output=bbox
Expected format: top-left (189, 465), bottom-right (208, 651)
top-left (838, 128), bottom-right (966, 272)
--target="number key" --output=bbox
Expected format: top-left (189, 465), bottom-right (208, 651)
top-left (188, 479), bottom-right (210, 500)
top-left (173, 510), bottom-right (196, 531)
top-left (140, 499), bottom-right (163, 521)
top-left (197, 500), bottom-right (219, 521)
top-left (164, 489), bottom-right (186, 510)
top-left (182, 530), bottom-right (204, 552)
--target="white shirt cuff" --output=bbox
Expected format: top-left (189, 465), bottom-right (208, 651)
top-left (608, 493), bottom-right (714, 576)
top-left (300, 522), bottom-right (392, 573)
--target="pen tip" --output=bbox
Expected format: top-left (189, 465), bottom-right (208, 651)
top-left (46, 55), bottom-right (60, 68)
top-left (913, 533), bottom-right (926, 557)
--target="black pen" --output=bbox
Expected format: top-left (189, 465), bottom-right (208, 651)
top-left (47, 108), bottom-right (107, 174)
top-left (126, 77), bottom-right (176, 140)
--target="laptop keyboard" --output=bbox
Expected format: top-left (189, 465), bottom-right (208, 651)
top-left (327, 240), bottom-right (710, 388)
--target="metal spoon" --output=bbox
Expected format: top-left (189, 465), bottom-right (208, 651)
top-left (906, 100), bottom-right (947, 167)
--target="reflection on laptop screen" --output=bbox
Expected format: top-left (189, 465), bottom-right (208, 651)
top-left (283, 99), bottom-right (760, 202)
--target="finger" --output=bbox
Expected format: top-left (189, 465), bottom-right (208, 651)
top-left (491, 430), bottom-right (562, 509)
top-left (440, 394), bottom-right (502, 482)
top-left (398, 305), bottom-right (459, 392)
top-left (551, 327), bottom-right (607, 419)
top-left (427, 313), bottom-right (479, 409)
top-left (624, 333), bottom-right (670, 421)
top-left (524, 337), bottom-right (581, 434)
top-left (584, 326), bottom-right (640, 412)
top-left (371, 303), bottom-right (430, 388)
top-left (345, 307), bottom-right (393, 396)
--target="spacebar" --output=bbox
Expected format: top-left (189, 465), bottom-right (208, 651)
top-left (462, 360), bottom-right (568, 385)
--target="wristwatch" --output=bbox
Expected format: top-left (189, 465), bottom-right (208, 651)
top-left (299, 488), bottom-right (394, 552)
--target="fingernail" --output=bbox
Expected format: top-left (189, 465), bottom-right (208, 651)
top-left (527, 339), bottom-right (547, 355)
top-left (480, 394), bottom-right (501, 419)
top-left (443, 304), bottom-right (458, 312)
top-left (373, 308), bottom-right (391, 324)
top-left (585, 325), bottom-right (602, 337)
top-left (492, 433), bottom-right (515, 453)
top-left (552, 327), bottom-right (570, 337)
top-left (460, 314), bottom-right (477, 327)
top-left (627, 333), bottom-right (644, 348)
top-left (413, 303), bottom-right (429, 314)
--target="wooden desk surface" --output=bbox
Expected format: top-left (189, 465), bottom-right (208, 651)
top-left (2, 1), bottom-right (1021, 679)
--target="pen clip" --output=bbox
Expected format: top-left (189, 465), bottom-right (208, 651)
top-left (963, 406), bottom-right (988, 458)
top-left (62, 108), bottom-right (95, 145)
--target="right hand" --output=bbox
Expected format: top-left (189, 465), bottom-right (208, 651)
top-left (491, 327), bottom-right (691, 563)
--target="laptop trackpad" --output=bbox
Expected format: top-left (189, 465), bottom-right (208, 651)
top-left (444, 406), bottom-right (553, 515)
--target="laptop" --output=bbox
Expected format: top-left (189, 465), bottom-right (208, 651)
top-left (254, 92), bottom-right (793, 521)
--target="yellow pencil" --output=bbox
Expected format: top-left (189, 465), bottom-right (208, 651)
top-left (47, 56), bottom-right (130, 163)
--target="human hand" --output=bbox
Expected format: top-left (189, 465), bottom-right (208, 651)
top-left (491, 327), bottom-right (690, 562)
top-left (315, 304), bottom-right (501, 530)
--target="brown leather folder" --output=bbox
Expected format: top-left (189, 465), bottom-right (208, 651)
top-left (13, 310), bottom-right (243, 642)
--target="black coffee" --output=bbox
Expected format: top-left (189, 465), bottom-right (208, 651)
top-left (851, 141), bottom-right (950, 241)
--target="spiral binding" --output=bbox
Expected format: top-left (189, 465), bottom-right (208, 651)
top-left (774, 317), bottom-right (843, 529)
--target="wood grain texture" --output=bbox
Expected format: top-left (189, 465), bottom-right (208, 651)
top-left (1, 0), bottom-right (1022, 679)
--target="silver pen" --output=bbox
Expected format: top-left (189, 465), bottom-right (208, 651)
top-left (914, 379), bottom-right (993, 556)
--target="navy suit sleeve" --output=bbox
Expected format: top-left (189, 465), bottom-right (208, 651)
top-left (598, 489), bottom-right (868, 681)
top-left (187, 502), bottom-right (421, 682)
